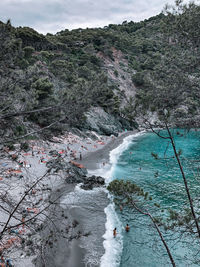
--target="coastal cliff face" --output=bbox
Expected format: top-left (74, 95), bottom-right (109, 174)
top-left (85, 107), bottom-right (133, 135)
top-left (0, 21), bottom-right (137, 141)
top-left (1, 7), bottom-right (200, 143)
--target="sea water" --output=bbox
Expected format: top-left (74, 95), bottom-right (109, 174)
top-left (101, 129), bottom-right (200, 267)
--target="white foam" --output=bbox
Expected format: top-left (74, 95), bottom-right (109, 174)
top-left (107, 132), bottom-right (145, 184)
top-left (100, 131), bottom-right (145, 267)
top-left (60, 183), bottom-right (106, 208)
top-left (101, 202), bottom-right (123, 267)
top-left (88, 132), bottom-right (145, 184)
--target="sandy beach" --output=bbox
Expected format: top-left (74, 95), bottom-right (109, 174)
top-left (37, 130), bottom-right (137, 267)
top-left (0, 129), bottom-right (137, 266)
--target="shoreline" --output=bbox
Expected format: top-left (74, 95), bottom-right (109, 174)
top-left (38, 130), bottom-right (138, 267)
top-left (63, 130), bottom-right (138, 266)
top-left (0, 129), bottom-right (138, 266)
top-left (80, 130), bottom-right (138, 171)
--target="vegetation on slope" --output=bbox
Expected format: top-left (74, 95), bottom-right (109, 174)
top-left (1, 0), bottom-right (200, 141)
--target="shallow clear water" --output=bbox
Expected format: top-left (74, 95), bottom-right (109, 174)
top-left (109, 129), bottom-right (200, 267)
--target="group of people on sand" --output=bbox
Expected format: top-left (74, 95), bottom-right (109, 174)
top-left (113, 224), bottom-right (130, 238)
top-left (0, 254), bottom-right (12, 267)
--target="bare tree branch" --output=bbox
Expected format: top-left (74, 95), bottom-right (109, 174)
top-left (1, 116), bottom-right (68, 144)
top-left (129, 198), bottom-right (176, 267)
top-left (0, 168), bottom-right (52, 238)
top-left (0, 106), bottom-right (59, 120)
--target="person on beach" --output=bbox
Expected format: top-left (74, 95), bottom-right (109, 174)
top-left (0, 255), bottom-right (5, 267)
top-left (120, 205), bottom-right (123, 212)
top-left (125, 224), bottom-right (130, 232)
top-left (80, 152), bottom-right (82, 160)
top-left (113, 227), bottom-right (117, 238)
top-left (6, 259), bottom-right (12, 267)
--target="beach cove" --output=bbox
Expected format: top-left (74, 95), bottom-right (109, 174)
top-left (51, 128), bottom-right (200, 267)
top-left (0, 128), bottom-right (138, 266)
top-left (37, 130), bottom-right (138, 267)
top-left (2, 128), bottom-right (200, 266)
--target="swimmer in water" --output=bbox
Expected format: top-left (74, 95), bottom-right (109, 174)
top-left (125, 224), bottom-right (130, 232)
top-left (113, 227), bottom-right (117, 237)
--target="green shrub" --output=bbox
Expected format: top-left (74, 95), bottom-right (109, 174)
top-left (114, 70), bottom-right (119, 77)
top-left (23, 46), bottom-right (35, 58)
top-left (32, 77), bottom-right (53, 100)
top-left (18, 58), bottom-right (29, 69)
top-left (15, 125), bottom-right (27, 136)
top-left (7, 143), bottom-right (15, 151)
top-left (132, 72), bottom-right (145, 86)
top-left (20, 142), bottom-right (29, 151)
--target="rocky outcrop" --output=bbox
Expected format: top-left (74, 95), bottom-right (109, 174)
top-left (63, 162), bottom-right (105, 190)
top-left (84, 106), bottom-right (132, 136)
top-left (65, 163), bottom-right (88, 183)
top-left (80, 175), bottom-right (105, 190)
top-left (98, 48), bottom-right (136, 109)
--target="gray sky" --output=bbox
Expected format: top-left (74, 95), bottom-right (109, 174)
top-left (0, 0), bottom-right (191, 34)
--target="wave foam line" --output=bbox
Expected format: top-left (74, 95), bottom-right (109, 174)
top-left (100, 131), bottom-right (145, 267)
top-left (106, 131), bottom-right (145, 184)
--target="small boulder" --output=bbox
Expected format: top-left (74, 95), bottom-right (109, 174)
top-left (81, 175), bottom-right (105, 190)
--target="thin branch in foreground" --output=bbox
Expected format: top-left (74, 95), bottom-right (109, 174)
top-left (1, 116), bottom-right (68, 144)
top-left (0, 168), bottom-right (52, 238)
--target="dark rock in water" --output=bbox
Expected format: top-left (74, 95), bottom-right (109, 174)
top-left (63, 162), bottom-right (105, 189)
top-left (65, 163), bottom-right (105, 190)
top-left (85, 175), bottom-right (105, 184)
top-left (80, 175), bottom-right (105, 190)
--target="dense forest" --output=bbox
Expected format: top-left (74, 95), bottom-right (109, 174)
top-left (1, 1), bottom-right (200, 142)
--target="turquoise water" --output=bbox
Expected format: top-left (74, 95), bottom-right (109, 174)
top-left (112, 129), bottom-right (200, 267)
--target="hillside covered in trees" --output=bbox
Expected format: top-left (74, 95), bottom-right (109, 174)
top-left (1, 1), bottom-right (200, 142)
